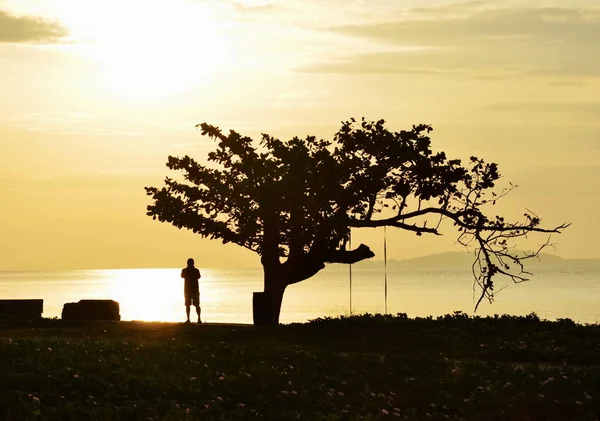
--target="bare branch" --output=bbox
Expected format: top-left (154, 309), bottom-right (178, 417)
top-left (471, 233), bottom-right (557, 312)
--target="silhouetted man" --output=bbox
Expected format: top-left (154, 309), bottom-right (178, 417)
top-left (181, 258), bottom-right (201, 324)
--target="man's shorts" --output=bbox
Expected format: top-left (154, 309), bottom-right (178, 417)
top-left (185, 292), bottom-right (200, 306)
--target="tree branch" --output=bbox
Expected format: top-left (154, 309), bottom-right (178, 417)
top-left (285, 259), bottom-right (325, 286)
top-left (260, 205), bottom-right (281, 268)
top-left (348, 207), bottom-right (570, 235)
top-left (324, 243), bottom-right (375, 264)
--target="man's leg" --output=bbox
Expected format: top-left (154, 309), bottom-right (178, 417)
top-left (195, 304), bottom-right (201, 323)
top-left (185, 295), bottom-right (192, 323)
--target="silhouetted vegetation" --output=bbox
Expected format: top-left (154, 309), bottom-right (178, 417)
top-left (146, 119), bottom-right (569, 324)
top-left (1, 314), bottom-right (599, 420)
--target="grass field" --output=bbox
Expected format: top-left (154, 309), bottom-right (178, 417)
top-left (1, 312), bottom-right (599, 420)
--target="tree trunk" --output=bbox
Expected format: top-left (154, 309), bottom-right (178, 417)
top-left (265, 282), bottom-right (287, 325)
top-left (254, 205), bottom-right (286, 325)
top-left (253, 265), bottom-right (287, 326)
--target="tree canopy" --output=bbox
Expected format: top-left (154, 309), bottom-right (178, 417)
top-left (146, 118), bottom-right (569, 319)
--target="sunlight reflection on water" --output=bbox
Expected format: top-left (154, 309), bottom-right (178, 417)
top-left (1, 265), bottom-right (599, 324)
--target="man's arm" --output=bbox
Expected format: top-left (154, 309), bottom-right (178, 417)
top-left (181, 269), bottom-right (185, 278)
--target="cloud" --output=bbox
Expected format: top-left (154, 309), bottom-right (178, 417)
top-left (0, 10), bottom-right (68, 43)
top-left (485, 102), bottom-right (600, 117)
top-left (299, 50), bottom-right (530, 78)
top-left (0, 169), bottom-right (157, 191)
top-left (230, 1), bottom-right (280, 13)
top-left (2, 112), bottom-right (150, 136)
top-left (300, 5), bottom-right (600, 78)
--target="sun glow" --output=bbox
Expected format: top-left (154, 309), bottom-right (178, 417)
top-left (54, 0), bottom-right (233, 100)
top-left (106, 269), bottom-right (182, 322)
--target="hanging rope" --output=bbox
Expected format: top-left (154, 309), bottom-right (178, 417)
top-left (384, 226), bottom-right (388, 314)
top-left (349, 230), bottom-right (353, 315)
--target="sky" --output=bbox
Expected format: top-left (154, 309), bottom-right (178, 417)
top-left (0, 0), bottom-right (599, 270)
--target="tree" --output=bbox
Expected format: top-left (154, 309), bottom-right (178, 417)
top-left (145, 118), bottom-right (569, 325)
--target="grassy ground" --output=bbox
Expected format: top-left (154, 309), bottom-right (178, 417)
top-left (0, 312), bottom-right (599, 420)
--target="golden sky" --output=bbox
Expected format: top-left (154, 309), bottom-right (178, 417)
top-left (0, 0), bottom-right (599, 270)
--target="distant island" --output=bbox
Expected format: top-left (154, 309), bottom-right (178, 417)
top-left (353, 251), bottom-right (600, 269)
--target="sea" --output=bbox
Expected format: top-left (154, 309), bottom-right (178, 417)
top-left (1, 263), bottom-right (599, 325)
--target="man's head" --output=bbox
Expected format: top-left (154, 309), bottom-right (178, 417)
top-left (187, 258), bottom-right (195, 267)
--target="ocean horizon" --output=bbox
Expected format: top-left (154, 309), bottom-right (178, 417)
top-left (1, 261), bottom-right (599, 325)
